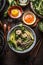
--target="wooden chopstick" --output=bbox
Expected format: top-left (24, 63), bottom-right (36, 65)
top-left (34, 39), bottom-right (42, 57)
top-left (30, 39), bottom-right (42, 56)
top-left (29, 39), bottom-right (42, 65)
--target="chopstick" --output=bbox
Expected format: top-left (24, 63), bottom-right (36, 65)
top-left (34, 40), bottom-right (42, 57)
top-left (30, 39), bottom-right (42, 56)
top-left (3, 23), bottom-right (7, 41)
top-left (29, 39), bottom-right (42, 65)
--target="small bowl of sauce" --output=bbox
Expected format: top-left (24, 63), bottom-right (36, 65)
top-left (22, 11), bottom-right (36, 25)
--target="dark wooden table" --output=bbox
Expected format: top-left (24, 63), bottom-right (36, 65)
top-left (0, 2), bottom-right (43, 65)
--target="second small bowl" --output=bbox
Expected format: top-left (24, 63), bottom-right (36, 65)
top-left (22, 11), bottom-right (36, 25)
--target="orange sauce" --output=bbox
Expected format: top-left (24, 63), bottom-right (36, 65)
top-left (24, 13), bottom-right (34, 23)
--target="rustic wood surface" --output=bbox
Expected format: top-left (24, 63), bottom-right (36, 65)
top-left (0, 2), bottom-right (43, 65)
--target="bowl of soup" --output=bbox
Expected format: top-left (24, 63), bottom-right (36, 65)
top-left (7, 24), bottom-right (36, 53)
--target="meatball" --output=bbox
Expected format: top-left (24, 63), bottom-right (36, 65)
top-left (16, 30), bottom-right (22, 35)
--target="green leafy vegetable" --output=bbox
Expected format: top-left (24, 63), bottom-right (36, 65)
top-left (8, 0), bottom-right (17, 6)
top-left (9, 32), bottom-right (17, 48)
top-left (38, 21), bottom-right (43, 32)
top-left (31, 0), bottom-right (43, 16)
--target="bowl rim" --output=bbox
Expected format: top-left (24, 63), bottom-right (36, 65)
top-left (0, 0), bottom-right (6, 12)
top-left (0, 31), bottom-right (5, 55)
top-left (7, 24), bottom-right (36, 53)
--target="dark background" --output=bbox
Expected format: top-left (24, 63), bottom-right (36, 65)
top-left (0, 1), bottom-right (43, 65)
